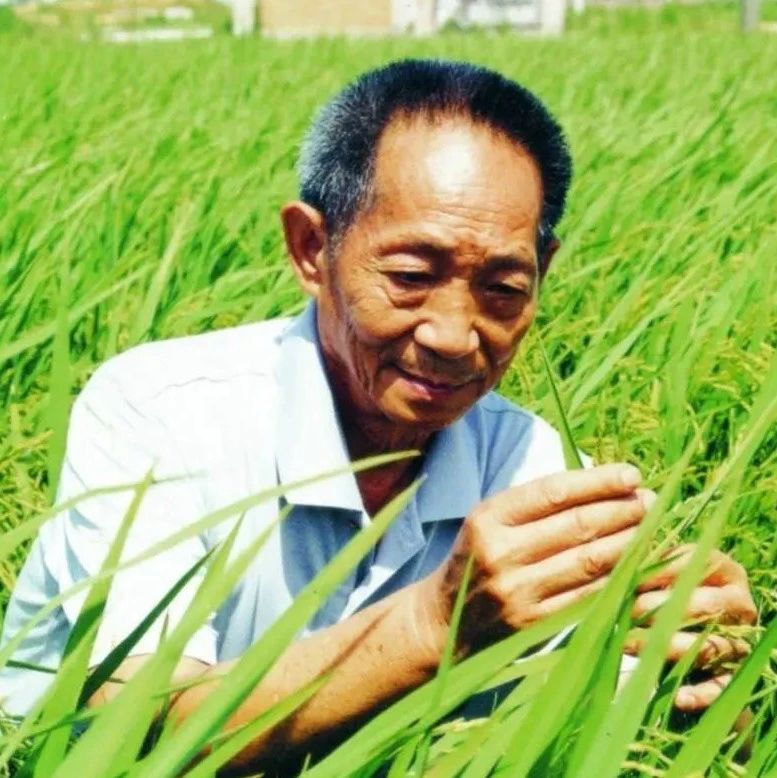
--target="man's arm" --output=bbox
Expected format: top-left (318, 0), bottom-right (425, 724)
top-left (90, 579), bottom-right (444, 775)
top-left (91, 464), bottom-right (648, 774)
top-left (88, 464), bottom-right (756, 774)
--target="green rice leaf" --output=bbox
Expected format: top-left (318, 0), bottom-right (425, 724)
top-left (561, 604), bottom-right (633, 777)
top-left (539, 340), bottom-right (583, 470)
top-left (0, 482), bottom-right (144, 564)
top-left (642, 626), bottom-right (712, 731)
top-left (305, 596), bottom-right (594, 778)
top-left (452, 671), bottom-right (553, 778)
top-left (78, 548), bottom-right (213, 706)
top-left (0, 453), bottom-right (416, 673)
top-left (414, 553), bottom-right (475, 775)
top-left (51, 510), bottom-right (259, 775)
top-left (128, 202), bottom-right (193, 344)
top-left (571, 355), bottom-right (777, 778)
top-left (127, 480), bottom-right (422, 777)
top-left (183, 674), bottom-right (331, 778)
top-left (745, 713), bottom-right (777, 777)
top-left (386, 733), bottom-right (423, 778)
top-left (27, 471), bottom-right (153, 776)
top-left (44, 262), bottom-right (71, 503)
top-left (665, 618), bottom-right (777, 778)
top-left (420, 653), bottom-right (562, 778)
top-left (492, 434), bottom-right (697, 777)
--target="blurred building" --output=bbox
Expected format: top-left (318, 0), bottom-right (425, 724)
top-left (260, 0), bottom-right (394, 36)
top-left (258, 0), bottom-right (561, 37)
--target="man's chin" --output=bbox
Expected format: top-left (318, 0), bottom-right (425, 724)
top-left (382, 399), bottom-right (472, 432)
top-left (372, 379), bottom-right (487, 434)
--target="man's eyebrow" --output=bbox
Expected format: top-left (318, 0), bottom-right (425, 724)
top-left (484, 255), bottom-right (538, 276)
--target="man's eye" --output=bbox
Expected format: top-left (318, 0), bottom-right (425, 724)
top-left (389, 271), bottom-right (433, 287)
top-left (487, 283), bottom-right (526, 297)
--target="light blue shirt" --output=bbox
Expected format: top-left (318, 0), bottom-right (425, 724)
top-left (0, 302), bottom-right (572, 715)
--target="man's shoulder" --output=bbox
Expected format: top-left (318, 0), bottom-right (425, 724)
top-left (470, 391), bottom-right (560, 444)
top-left (82, 315), bottom-right (294, 406)
top-left (464, 391), bottom-right (569, 490)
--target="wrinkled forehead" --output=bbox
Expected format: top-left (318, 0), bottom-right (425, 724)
top-left (360, 113), bottom-right (544, 247)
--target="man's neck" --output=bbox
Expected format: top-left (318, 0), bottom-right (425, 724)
top-left (340, 412), bottom-right (431, 461)
top-left (338, 412), bottom-right (430, 516)
top-left (318, 337), bottom-right (433, 514)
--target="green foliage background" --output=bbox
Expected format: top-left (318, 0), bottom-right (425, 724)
top-left (0, 4), bottom-right (775, 775)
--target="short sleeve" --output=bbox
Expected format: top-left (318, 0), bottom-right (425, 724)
top-left (0, 358), bottom-right (217, 714)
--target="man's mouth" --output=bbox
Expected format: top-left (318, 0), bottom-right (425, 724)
top-left (391, 365), bottom-right (478, 400)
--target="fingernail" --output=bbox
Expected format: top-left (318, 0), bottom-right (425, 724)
top-left (676, 689), bottom-right (695, 708)
top-left (620, 465), bottom-right (642, 488)
top-left (640, 490), bottom-right (657, 510)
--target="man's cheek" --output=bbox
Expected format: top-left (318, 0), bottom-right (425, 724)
top-left (338, 319), bottom-right (385, 395)
top-left (490, 311), bottom-right (535, 369)
top-left (346, 296), bottom-right (416, 347)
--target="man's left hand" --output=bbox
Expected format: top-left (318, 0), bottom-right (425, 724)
top-left (624, 544), bottom-right (757, 712)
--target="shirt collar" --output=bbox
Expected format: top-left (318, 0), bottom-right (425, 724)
top-left (275, 301), bottom-right (364, 512)
top-left (275, 301), bottom-right (482, 521)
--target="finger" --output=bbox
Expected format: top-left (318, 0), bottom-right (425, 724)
top-left (515, 526), bottom-right (638, 598)
top-left (511, 576), bottom-right (609, 625)
top-left (487, 463), bottom-right (642, 526)
top-left (674, 674), bottom-right (732, 712)
top-left (633, 585), bottom-right (756, 625)
top-left (518, 489), bottom-right (654, 563)
top-left (639, 545), bottom-right (749, 591)
top-left (624, 629), bottom-right (750, 668)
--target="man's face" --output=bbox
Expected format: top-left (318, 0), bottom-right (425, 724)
top-left (316, 114), bottom-right (545, 433)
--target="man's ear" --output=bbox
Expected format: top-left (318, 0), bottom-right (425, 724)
top-left (280, 201), bottom-right (329, 297)
top-left (538, 237), bottom-right (561, 280)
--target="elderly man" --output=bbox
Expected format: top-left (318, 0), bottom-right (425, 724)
top-left (0, 60), bottom-right (756, 771)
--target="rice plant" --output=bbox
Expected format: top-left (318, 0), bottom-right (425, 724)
top-left (0, 3), bottom-right (775, 775)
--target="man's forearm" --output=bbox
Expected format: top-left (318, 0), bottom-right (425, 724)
top-left (170, 579), bottom-right (445, 774)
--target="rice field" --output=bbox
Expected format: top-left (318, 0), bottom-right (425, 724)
top-left (0, 4), bottom-right (776, 775)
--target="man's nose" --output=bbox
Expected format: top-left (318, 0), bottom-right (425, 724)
top-left (413, 297), bottom-right (480, 360)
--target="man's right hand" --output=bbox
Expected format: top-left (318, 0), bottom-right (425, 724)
top-left (420, 463), bottom-right (653, 654)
